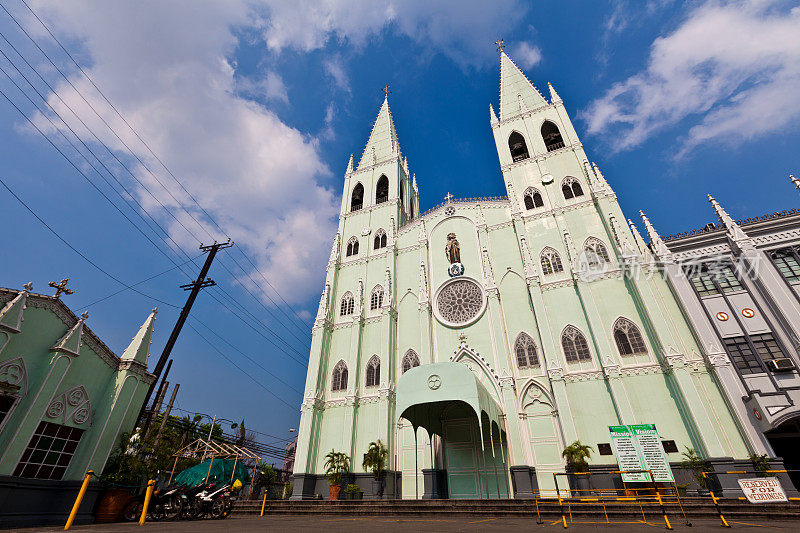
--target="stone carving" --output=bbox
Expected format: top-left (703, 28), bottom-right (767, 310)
top-left (445, 233), bottom-right (461, 264)
top-left (437, 279), bottom-right (483, 325)
top-left (0, 357), bottom-right (27, 394)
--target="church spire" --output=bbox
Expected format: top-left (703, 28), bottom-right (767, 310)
top-left (357, 92), bottom-right (401, 170)
top-left (121, 309), bottom-right (157, 365)
top-left (498, 49), bottom-right (547, 120)
top-left (548, 82), bottom-right (562, 104)
top-left (708, 195), bottom-right (750, 243)
top-left (489, 103), bottom-right (498, 126)
top-left (639, 210), bottom-right (672, 258)
top-left (345, 154), bottom-right (353, 175)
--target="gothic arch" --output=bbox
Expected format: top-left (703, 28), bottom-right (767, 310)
top-left (346, 236), bottom-right (359, 257)
top-left (514, 332), bottom-right (539, 369)
top-left (561, 176), bottom-right (584, 200)
top-left (351, 182), bottom-right (364, 212)
top-left (560, 324), bottom-right (592, 363)
top-left (541, 120), bottom-right (565, 152)
top-left (499, 268), bottom-right (525, 286)
top-left (340, 292), bottom-right (354, 316)
top-left (450, 346), bottom-right (502, 401)
top-left (370, 285), bottom-right (384, 310)
top-left (582, 237), bottom-right (611, 267)
top-left (401, 349), bottom-right (420, 373)
top-left (373, 229), bottom-right (387, 250)
top-left (523, 187), bottom-right (544, 210)
top-left (540, 247), bottom-right (564, 275)
top-left (365, 355), bottom-right (380, 387)
top-left (518, 379), bottom-right (554, 411)
top-left (508, 131), bottom-right (530, 162)
top-left (331, 360), bottom-right (348, 391)
top-left (612, 317), bottom-right (648, 356)
top-left (375, 175), bottom-right (389, 204)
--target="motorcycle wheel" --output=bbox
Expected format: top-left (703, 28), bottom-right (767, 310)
top-left (162, 494), bottom-right (183, 520)
top-left (121, 500), bottom-right (142, 522)
top-left (211, 497), bottom-right (227, 519)
top-left (179, 499), bottom-right (198, 520)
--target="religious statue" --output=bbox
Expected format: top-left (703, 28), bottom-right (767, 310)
top-left (445, 233), bottom-right (461, 264)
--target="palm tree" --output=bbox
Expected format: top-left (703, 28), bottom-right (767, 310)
top-left (562, 441), bottom-right (593, 472)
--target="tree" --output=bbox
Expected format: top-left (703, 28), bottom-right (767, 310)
top-left (323, 449), bottom-right (350, 487)
top-left (362, 440), bottom-right (388, 479)
top-left (562, 441), bottom-right (593, 472)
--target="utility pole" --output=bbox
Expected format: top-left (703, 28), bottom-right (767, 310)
top-left (137, 239), bottom-right (233, 435)
top-left (150, 383), bottom-right (180, 454)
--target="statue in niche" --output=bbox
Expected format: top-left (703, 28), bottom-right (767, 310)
top-left (445, 233), bottom-right (461, 264)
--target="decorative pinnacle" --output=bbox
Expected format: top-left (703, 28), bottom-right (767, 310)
top-left (494, 39), bottom-right (505, 52)
top-left (708, 194), bottom-right (750, 242)
top-left (639, 210), bottom-right (671, 257)
top-left (382, 84), bottom-right (390, 100)
top-left (547, 82), bottom-right (561, 104)
top-left (22, 282), bottom-right (33, 292)
top-left (48, 278), bottom-right (74, 298)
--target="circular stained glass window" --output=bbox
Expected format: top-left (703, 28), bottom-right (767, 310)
top-left (436, 278), bottom-right (485, 326)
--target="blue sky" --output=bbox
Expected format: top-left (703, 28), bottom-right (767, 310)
top-left (0, 0), bottom-right (799, 454)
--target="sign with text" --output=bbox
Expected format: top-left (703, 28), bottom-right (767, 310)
top-left (738, 478), bottom-right (787, 503)
top-left (608, 424), bottom-right (675, 483)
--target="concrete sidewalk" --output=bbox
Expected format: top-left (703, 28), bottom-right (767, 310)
top-left (11, 515), bottom-right (800, 532)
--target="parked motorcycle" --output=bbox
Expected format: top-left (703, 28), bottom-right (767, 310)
top-left (121, 483), bottom-right (184, 522)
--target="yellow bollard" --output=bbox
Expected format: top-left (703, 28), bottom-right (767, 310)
top-left (139, 479), bottom-right (156, 526)
top-left (64, 470), bottom-right (93, 530)
top-left (260, 490), bottom-right (268, 516)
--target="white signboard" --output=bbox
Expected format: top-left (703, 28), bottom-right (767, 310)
top-left (738, 478), bottom-right (787, 503)
top-left (608, 424), bottom-right (675, 483)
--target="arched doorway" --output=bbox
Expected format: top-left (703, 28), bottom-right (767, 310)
top-left (765, 417), bottom-right (800, 489)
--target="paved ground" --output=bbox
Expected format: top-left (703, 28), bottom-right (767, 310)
top-left (13, 515), bottom-right (800, 532)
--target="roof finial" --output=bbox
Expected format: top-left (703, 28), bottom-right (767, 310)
top-left (444, 192), bottom-right (453, 203)
top-left (22, 282), bottom-right (33, 292)
top-left (80, 311), bottom-right (89, 320)
top-left (382, 84), bottom-right (390, 100)
top-left (495, 39), bottom-right (504, 52)
top-left (48, 278), bottom-right (74, 299)
top-left (790, 174), bottom-right (799, 192)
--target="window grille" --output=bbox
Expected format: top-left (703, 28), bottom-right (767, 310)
top-left (370, 286), bottom-right (383, 310)
top-left (375, 175), bottom-right (389, 204)
top-left (13, 421), bottom-right (83, 480)
top-left (366, 356), bottom-right (380, 387)
top-left (340, 293), bottom-right (354, 316)
top-left (514, 333), bottom-right (539, 368)
top-left (686, 261), bottom-right (743, 297)
top-left (508, 132), bottom-right (530, 162)
top-left (346, 237), bottom-right (359, 257)
top-left (351, 183), bottom-right (364, 212)
top-left (562, 177), bottom-right (584, 200)
top-left (374, 230), bottom-right (387, 250)
top-left (583, 238), bottom-right (610, 266)
top-left (332, 361), bottom-right (348, 391)
top-left (562, 325), bottom-right (591, 362)
top-left (613, 318), bottom-right (648, 355)
top-left (402, 350), bottom-right (420, 373)
top-left (769, 246), bottom-right (800, 282)
top-left (540, 248), bottom-right (564, 275)
top-left (724, 333), bottom-right (784, 375)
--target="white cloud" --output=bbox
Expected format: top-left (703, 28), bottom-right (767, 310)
top-left (28, 0), bottom-right (337, 305)
top-left (511, 41), bottom-right (542, 69)
top-left (584, 0), bottom-right (800, 155)
top-left (261, 0), bottom-right (529, 68)
top-left (323, 55), bottom-right (350, 94)
top-left (237, 71), bottom-right (289, 103)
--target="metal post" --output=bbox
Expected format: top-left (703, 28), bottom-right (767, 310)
top-left (414, 426), bottom-right (418, 500)
top-left (554, 472), bottom-right (567, 529)
top-left (202, 415), bottom-right (216, 462)
top-left (260, 490), bottom-right (268, 516)
top-left (704, 472), bottom-right (731, 528)
top-left (650, 470), bottom-right (672, 530)
top-left (139, 479), bottom-right (156, 525)
top-left (64, 470), bottom-right (92, 530)
top-left (137, 240), bottom-right (232, 432)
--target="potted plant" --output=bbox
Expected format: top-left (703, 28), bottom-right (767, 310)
top-left (750, 453), bottom-right (772, 476)
top-left (680, 447), bottom-right (711, 495)
top-left (562, 441), bottom-right (593, 496)
top-left (324, 449), bottom-right (350, 501)
top-left (344, 484), bottom-right (363, 500)
top-left (362, 440), bottom-right (389, 499)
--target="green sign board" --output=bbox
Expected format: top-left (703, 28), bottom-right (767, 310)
top-left (609, 424), bottom-right (674, 483)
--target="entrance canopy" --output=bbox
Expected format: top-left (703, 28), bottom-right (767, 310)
top-left (396, 362), bottom-right (504, 443)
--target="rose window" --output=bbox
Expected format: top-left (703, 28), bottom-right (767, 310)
top-left (436, 279), bottom-right (484, 325)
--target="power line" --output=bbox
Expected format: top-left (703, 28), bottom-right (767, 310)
top-left (10, 0), bottom-right (313, 337)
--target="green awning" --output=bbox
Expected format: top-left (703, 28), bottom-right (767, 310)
top-left (395, 362), bottom-right (504, 449)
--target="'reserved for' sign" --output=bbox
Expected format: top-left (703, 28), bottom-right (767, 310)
top-left (737, 478), bottom-right (787, 503)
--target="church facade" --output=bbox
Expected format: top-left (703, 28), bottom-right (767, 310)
top-left (292, 50), bottom-right (754, 500)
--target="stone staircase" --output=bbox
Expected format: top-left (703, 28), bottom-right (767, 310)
top-left (234, 498), bottom-right (800, 521)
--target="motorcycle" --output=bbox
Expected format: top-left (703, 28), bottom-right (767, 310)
top-left (183, 479), bottom-right (233, 519)
top-left (121, 482), bottom-right (185, 522)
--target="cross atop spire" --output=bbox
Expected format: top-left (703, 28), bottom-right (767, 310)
top-left (48, 278), bottom-right (74, 299)
top-left (444, 192), bottom-right (453, 203)
top-left (382, 84), bottom-right (390, 100)
top-left (494, 39), bottom-right (504, 52)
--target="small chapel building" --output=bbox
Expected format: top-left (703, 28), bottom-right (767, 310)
top-left (292, 49), bottom-right (757, 500)
top-left (0, 283), bottom-right (156, 526)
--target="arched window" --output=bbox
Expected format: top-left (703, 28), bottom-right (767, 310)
top-left (366, 355), bottom-right (380, 387)
top-left (373, 229), bottom-right (387, 250)
top-left (514, 333), bottom-right (539, 368)
top-left (523, 187), bottom-right (544, 210)
top-left (332, 360), bottom-right (348, 391)
top-left (402, 350), bottom-right (420, 373)
top-left (541, 121), bottom-right (565, 152)
top-left (561, 177), bottom-right (584, 200)
top-left (376, 175), bottom-right (389, 204)
top-left (340, 292), bottom-right (354, 316)
top-left (583, 237), bottom-right (611, 267)
top-left (346, 236), bottom-right (359, 257)
top-left (613, 318), bottom-right (648, 356)
top-left (561, 325), bottom-right (591, 362)
top-left (540, 247), bottom-right (564, 275)
top-left (351, 182), bottom-right (364, 212)
top-left (508, 131), bottom-right (530, 162)
top-left (370, 285), bottom-right (384, 310)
